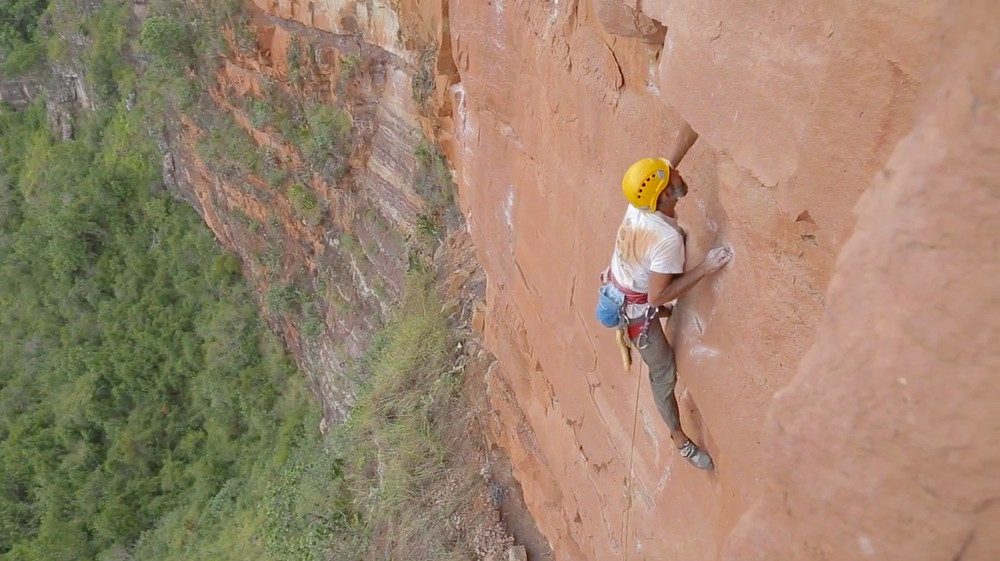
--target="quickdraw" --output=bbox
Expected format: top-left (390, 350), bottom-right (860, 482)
top-left (635, 305), bottom-right (660, 350)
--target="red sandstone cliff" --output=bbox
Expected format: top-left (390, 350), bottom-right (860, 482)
top-left (722, 3), bottom-right (999, 557)
top-left (430, 1), bottom-right (999, 560)
top-left (147, 0), bottom-right (998, 559)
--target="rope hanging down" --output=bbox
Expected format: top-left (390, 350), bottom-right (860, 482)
top-left (620, 352), bottom-right (644, 561)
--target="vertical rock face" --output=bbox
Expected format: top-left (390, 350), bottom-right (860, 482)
top-left (161, 0), bottom-right (997, 558)
top-left (430, 0), bottom-right (999, 560)
top-left (722, 3), bottom-right (1000, 558)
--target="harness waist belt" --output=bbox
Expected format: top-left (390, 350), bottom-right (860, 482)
top-left (606, 270), bottom-right (648, 305)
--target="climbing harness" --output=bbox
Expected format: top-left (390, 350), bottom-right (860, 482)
top-left (601, 270), bottom-right (669, 371)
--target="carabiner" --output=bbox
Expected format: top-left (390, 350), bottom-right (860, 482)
top-left (635, 306), bottom-right (659, 350)
top-left (636, 331), bottom-right (650, 350)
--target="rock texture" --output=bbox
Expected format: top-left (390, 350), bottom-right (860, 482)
top-left (0, 77), bottom-right (43, 109)
top-left (722, 2), bottom-right (1000, 558)
top-left (114, 0), bottom-right (997, 559)
top-left (422, 0), bottom-right (999, 560)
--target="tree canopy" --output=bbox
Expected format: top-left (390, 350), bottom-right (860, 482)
top-left (0, 101), bottom-right (316, 560)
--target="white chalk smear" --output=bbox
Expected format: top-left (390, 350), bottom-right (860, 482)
top-left (858, 535), bottom-right (875, 557)
top-left (690, 343), bottom-right (720, 359)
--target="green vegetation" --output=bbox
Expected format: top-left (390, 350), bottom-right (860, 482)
top-left (265, 282), bottom-right (302, 314)
top-left (299, 298), bottom-right (326, 340)
top-left (258, 242), bottom-right (284, 273)
top-left (415, 140), bottom-right (453, 204)
top-left (236, 86), bottom-right (352, 184)
top-left (341, 52), bottom-right (360, 78)
top-left (259, 147), bottom-right (289, 188)
top-left (196, 112), bottom-right (261, 179)
top-left (0, 99), bottom-right (473, 561)
top-left (297, 102), bottom-right (352, 173)
top-left (288, 181), bottom-right (324, 225)
top-left (0, 0), bottom-right (48, 54)
top-left (233, 13), bottom-right (257, 56)
top-left (339, 232), bottom-right (361, 257)
top-left (139, 16), bottom-right (193, 71)
top-left (337, 52), bottom-right (361, 94)
top-left (0, 1), bottom-right (475, 560)
top-left (337, 270), bottom-right (476, 560)
top-left (411, 48), bottom-right (437, 107)
top-left (85, 2), bottom-right (135, 104)
top-left (233, 210), bottom-right (262, 233)
top-left (0, 0), bottom-right (49, 75)
top-left (286, 35), bottom-right (302, 85)
top-left (0, 102), bottom-right (307, 560)
top-left (247, 96), bottom-right (275, 129)
top-left (414, 139), bottom-right (455, 241)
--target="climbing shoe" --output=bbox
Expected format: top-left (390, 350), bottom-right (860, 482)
top-left (678, 440), bottom-right (714, 470)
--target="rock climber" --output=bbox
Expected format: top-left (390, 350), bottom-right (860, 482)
top-left (597, 157), bottom-right (732, 470)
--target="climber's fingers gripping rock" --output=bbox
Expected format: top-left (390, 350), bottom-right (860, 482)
top-left (702, 245), bottom-right (733, 273)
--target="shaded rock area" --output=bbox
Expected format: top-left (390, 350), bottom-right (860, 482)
top-left (1, 70), bottom-right (89, 139)
top-left (0, 78), bottom-right (43, 109)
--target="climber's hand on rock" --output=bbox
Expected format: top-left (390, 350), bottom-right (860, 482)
top-left (702, 246), bottom-right (733, 273)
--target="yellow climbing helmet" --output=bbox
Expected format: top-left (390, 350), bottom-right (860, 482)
top-left (622, 158), bottom-right (672, 212)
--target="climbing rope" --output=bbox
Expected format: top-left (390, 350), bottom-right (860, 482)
top-left (621, 353), bottom-right (644, 561)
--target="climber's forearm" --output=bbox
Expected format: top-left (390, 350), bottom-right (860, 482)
top-left (665, 123), bottom-right (699, 167)
top-left (648, 264), bottom-right (709, 308)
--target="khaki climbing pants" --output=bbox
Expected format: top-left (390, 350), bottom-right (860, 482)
top-left (631, 318), bottom-right (681, 431)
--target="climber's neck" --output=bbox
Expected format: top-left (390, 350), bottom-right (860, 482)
top-left (657, 197), bottom-right (679, 218)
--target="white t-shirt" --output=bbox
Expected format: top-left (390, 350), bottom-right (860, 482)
top-left (609, 206), bottom-right (685, 318)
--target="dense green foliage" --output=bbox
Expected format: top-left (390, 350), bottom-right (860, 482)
top-left (238, 89), bottom-right (352, 179)
top-left (0, 0), bottom-right (49, 74)
top-left (0, 102), bottom-right (320, 560)
top-left (196, 112), bottom-right (262, 180)
top-left (84, 3), bottom-right (133, 104)
top-left (0, 0), bottom-right (48, 52)
top-left (138, 16), bottom-right (192, 71)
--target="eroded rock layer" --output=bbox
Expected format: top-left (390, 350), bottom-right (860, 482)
top-left (165, 0), bottom-right (441, 422)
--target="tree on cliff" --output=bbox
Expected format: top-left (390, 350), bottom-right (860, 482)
top-left (0, 0), bottom-right (49, 74)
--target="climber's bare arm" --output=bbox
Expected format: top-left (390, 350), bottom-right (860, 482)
top-left (647, 246), bottom-right (733, 308)
top-left (665, 123), bottom-right (699, 167)
top-left (647, 271), bottom-right (700, 308)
